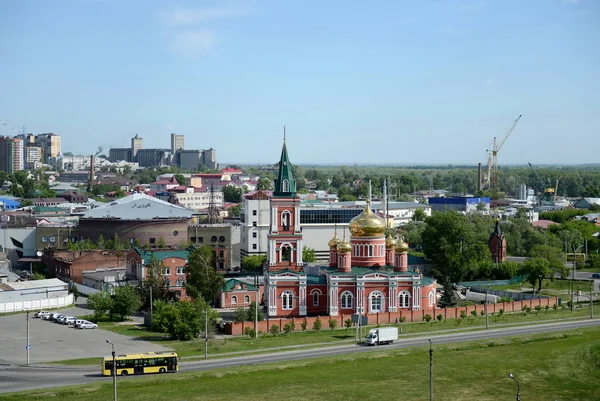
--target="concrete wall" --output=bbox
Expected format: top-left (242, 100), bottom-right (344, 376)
top-left (78, 219), bottom-right (190, 248)
top-left (1, 227), bottom-right (37, 258)
top-left (0, 293), bottom-right (73, 313)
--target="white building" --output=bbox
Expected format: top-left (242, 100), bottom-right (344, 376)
top-left (172, 190), bottom-right (224, 211)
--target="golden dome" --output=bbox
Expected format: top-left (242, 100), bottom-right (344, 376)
top-left (328, 233), bottom-right (341, 249)
top-left (395, 236), bottom-right (409, 253)
top-left (385, 234), bottom-right (397, 248)
top-left (349, 201), bottom-right (386, 237)
top-left (338, 239), bottom-right (352, 253)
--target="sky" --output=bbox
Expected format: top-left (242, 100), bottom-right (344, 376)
top-left (0, 0), bottom-right (598, 166)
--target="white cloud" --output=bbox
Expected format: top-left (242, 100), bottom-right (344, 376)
top-left (160, 3), bottom-right (251, 27)
top-left (169, 30), bottom-right (217, 56)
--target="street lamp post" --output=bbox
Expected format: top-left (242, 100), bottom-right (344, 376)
top-left (106, 340), bottom-right (117, 401)
top-left (484, 287), bottom-right (489, 330)
top-left (571, 244), bottom-right (584, 312)
top-left (428, 339), bottom-right (433, 401)
top-left (204, 304), bottom-right (209, 360)
top-left (26, 311), bottom-right (30, 365)
top-left (508, 373), bottom-right (521, 401)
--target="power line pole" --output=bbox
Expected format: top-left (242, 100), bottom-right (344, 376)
top-left (106, 340), bottom-right (117, 401)
top-left (485, 288), bottom-right (489, 330)
top-left (26, 311), bottom-right (30, 365)
top-left (591, 280), bottom-right (594, 320)
top-left (204, 305), bottom-right (209, 360)
top-left (429, 339), bottom-right (433, 401)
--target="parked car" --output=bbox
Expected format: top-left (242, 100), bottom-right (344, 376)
top-left (592, 273), bottom-right (600, 279)
top-left (63, 316), bottom-right (76, 325)
top-left (35, 311), bottom-right (49, 318)
top-left (74, 319), bottom-right (88, 328)
top-left (49, 313), bottom-right (61, 321)
top-left (78, 322), bottom-right (98, 330)
top-left (42, 313), bottom-right (53, 320)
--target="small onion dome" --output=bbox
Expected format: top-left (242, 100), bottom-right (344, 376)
top-left (385, 234), bottom-right (397, 248)
top-left (338, 239), bottom-right (352, 254)
top-left (328, 233), bottom-right (341, 249)
top-left (349, 201), bottom-right (386, 237)
top-left (395, 236), bottom-right (409, 253)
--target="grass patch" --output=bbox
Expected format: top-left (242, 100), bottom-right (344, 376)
top-left (78, 305), bottom-right (597, 361)
top-left (4, 327), bottom-right (600, 400)
top-left (492, 278), bottom-right (593, 296)
top-left (46, 357), bottom-right (101, 366)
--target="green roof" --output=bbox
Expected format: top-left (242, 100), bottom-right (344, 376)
top-left (135, 247), bottom-right (189, 262)
top-left (223, 278), bottom-right (258, 291)
top-left (273, 138), bottom-right (296, 197)
top-left (323, 265), bottom-right (422, 278)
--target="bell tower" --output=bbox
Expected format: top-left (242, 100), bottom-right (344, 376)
top-left (267, 134), bottom-right (303, 271)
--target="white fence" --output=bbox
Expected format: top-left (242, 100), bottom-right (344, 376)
top-left (0, 294), bottom-right (74, 314)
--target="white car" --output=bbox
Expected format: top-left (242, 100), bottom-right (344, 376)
top-left (74, 319), bottom-right (88, 327)
top-left (78, 322), bottom-right (98, 330)
top-left (63, 316), bottom-right (76, 325)
top-left (35, 311), bottom-right (50, 318)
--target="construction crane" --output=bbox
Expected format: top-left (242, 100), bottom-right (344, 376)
top-left (482, 114), bottom-right (522, 196)
top-left (528, 162), bottom-right (555, 206)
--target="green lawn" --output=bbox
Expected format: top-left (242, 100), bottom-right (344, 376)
top-left (492, 278), bottom-right (594, 296)
top-left (4, 327), bottom-right (600, 401)
top-left (55, 305), bottom-right (597, 364)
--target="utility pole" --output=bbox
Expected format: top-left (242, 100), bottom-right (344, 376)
top-left (26, 311), bottom-right (30, 365)
top-left (149, 286), bottom-right (153, 321)
top-left (591, 280), bottom-right (594, 320)
top-left (204, 305), bottom-right (208, 360)
top-left (106, 340), bottom-right (117, 401)
top-left (429, 339), bottom-right (433, 401)
top-left (485, 288), bottom-right (489, 330)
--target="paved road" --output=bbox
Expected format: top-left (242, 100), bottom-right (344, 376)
top-left (1, 318), bottom-right (599, 395)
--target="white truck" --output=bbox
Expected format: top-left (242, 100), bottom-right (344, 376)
top-left (365, 327), bottom-right (398, 346)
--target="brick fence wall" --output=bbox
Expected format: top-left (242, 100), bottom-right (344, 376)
top-left (224, 297), bottom-right (559, 336)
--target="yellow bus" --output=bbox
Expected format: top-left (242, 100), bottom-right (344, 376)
top-left (101, 352), bottom-right (178, 376)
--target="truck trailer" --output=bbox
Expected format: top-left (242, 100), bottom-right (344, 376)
top-left (365, 327), bottom-right (398, 346)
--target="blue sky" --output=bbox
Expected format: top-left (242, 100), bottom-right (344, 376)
top-left (0, 0), bottom-right (598, 165)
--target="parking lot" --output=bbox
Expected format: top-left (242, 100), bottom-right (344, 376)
top-left (0, 306), bottom-right (169, 365)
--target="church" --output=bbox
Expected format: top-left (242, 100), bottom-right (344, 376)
top-left (264, 139), bottom-right (437, 318)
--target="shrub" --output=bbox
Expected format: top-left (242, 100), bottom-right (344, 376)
top-left (328, 318), bottom-right (338, 330)
top-left (498, 309), bottom-right (504, 316)
top-left (480, 310), bottom-right (485, 316)
top-left (344, 319), bottom-right (353, 329)
top-left (313, 318), bottom-right (323, 332)
top-left (460, 311), bottom-right (467, 319)
top-left (424, 314), bottom-right (432, 323)
top-left (283, 323), bottom-right (294, 335)
top-left (399, 316), bottom-right (406, 323)
top-left (471, 310), bottom-right (478, 317)
top-left (244, 327), bottom-right (256, 338)
top-left (301, 321), bottom-right (307, 331)
top-left (552, 304), bottom-right (558, 310)
top-left (544, 305), bottom-right (549, 311)
top-left (269, 324), bottom-right (280, 336)
top-left (436, 314), bottom-right (443, 322)
top-left (534, 305), bottom-right (543, 312)
top-left (524, 307), bottom-right (531, 313)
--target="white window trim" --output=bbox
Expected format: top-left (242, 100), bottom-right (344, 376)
top-left (281, 290), bottom-right (294, 310)
top-left (398, 290), bottom-right (411, 308)
top-left (369, 291), bottom-right (384, 313)
top-left (340, 290), bottom-right (353, 309)
top-left (310, 289), bottom-right (322, 307)
top-left (231, 296), bottom-right (237, 305)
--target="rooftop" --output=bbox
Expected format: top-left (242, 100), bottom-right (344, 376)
top-left (80, 192), bottom-right (195, 220)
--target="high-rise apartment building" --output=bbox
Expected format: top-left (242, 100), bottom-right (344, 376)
top-left (131, 134), bottom-right (143, 160)
top-left (35, 133), bottom-right (61, 161)
top-left (170, 133), bottom-right (185, 153)
top-left (25, 146), bottom-right (42, 169)
top-left (0, 136), bottom-right (24, 173)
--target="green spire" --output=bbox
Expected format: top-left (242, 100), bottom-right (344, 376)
top-left (274, 135), bottom-right (296, 196)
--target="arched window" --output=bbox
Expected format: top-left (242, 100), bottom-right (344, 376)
top-left (163, 267), bottom-right (170, 275)
top-left (398, 291), bottom-right (411, 308)
top-left (369, 291), bottom-right (384, 313)
top-left (281, 244), bottom-right (291, 262)
top-left (281, 210), bottom-right (291, 230)
top-left (368, 245), bottom-right (373, 257)
top-left (310, 289), bottom-right (322, 306)
top-left (231, 296), bottom-right (237, 305)
top-left (175, 278), bottom-right (183, 287)
top-left (340, 291), bottom-right (353, 309)
top-left (281, 291), bottom-right (293, 310)
top-left (380, 245), bottom-right (384, 255)
top-left (282, 179), bottom-right (289, 192)
top-left (244, 295), bottom-right (250, 304)
top-left (429, 290), bottom-right (436, 307)
top-left (162, 278), bottom-right (170, 288)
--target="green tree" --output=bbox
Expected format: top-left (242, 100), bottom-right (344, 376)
top-left (223, 186), bottom-right (243, 203)
top-left (242, 255), bottom-right (267, 271)
top-left (328, 318), bottom-right (338, 330)
top-left (109, 285), bottom-right (142, 321)
top-left (438, 281), bottom-right (455, 307)
top-left (270, 324), bottom-right (280, 336)
top-left (412, 209), bottom-right (426, 222)
top-left (422, 212), bottom-right (488, 284)
top-left (256, 177), bottom-right (273, 191)
top-left (247, 301), bottom-right (263, 322)
top-left (529, 245), bottom-right (567, 279)
top-left (71, 285), bottom-right (80, 302)
top-left (88, 291), bottom-right (114, 321)
top-left (302, 246), bottom-right (317, 263)
top-left (31, 272), bottom-right (46, 280)
top-left (519, 257), bottom-right (551, 292)
top-left (157, 236), bottom-right (166, 248)
top-left (283, 322), bottom-right (294, 335)
top-left (233, 307), bottom-right (248, 323)
top-left (140, 254), bottom-right (172, 309)
top-left (174, 174), bottom-right (186, 186)
top-left (313, 318), bottom-right (322, 332)
top-left (228, 204), bottom-right (241, 218)
top-left (186, 245), bottom-right (224, 303)
top-left (96, 234), bottom-right (105, 249)
top-left (152, 298), bottom-right (217, 340)
top-left (344, 318), bottom-right (353, 330)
